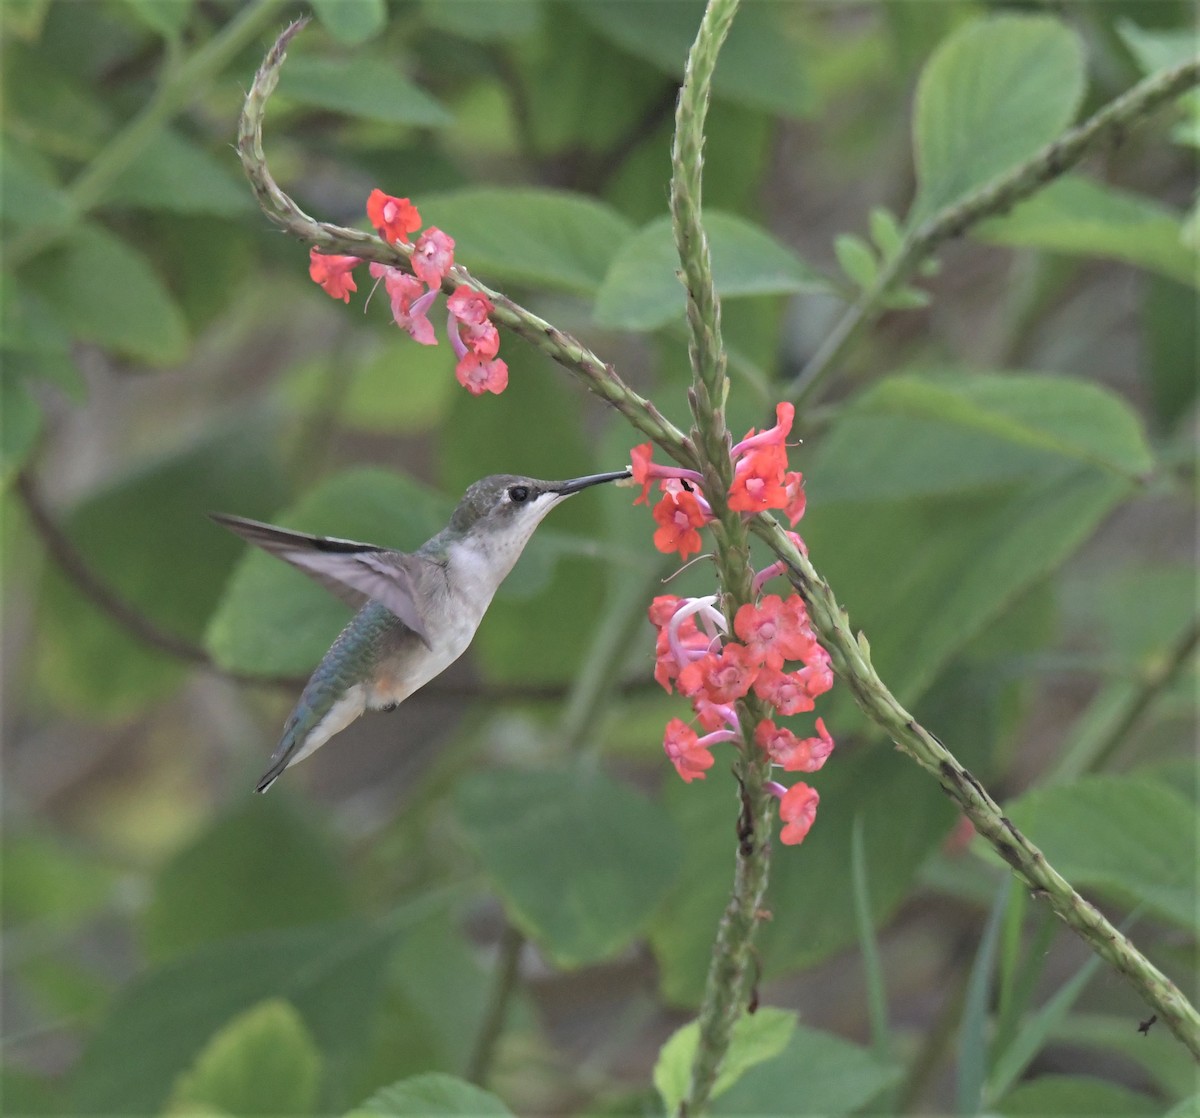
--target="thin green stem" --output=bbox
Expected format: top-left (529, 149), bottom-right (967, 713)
top-left (465, 922), bottom-right (525, 1087)
top-left (7, 0), bottom-right (284, 269)
top-left (748, 514), bottom-right (1200, 1059)
top-left (787, 57), bottom-right (1200, 407)
top-left (236, 19), bottom-right (692, 463)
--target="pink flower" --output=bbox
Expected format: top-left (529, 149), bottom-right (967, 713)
top-left (456, 354), bottom-right (508, 395)
top-left (629, 442), bottom-right (705, 506)
top-left (412, 227), bottom-right (455, 287)
top-left (678, 642), bottom-right (760, 705)
top-left (308, 249), bottom-right (360, 302)
top-left (459, 318), bottom-right (500, 358)
top-left (652, 484), bottom-right (709, 560)
top-left (783, 472), bottom-right (806, 525)
top-left (367, 189), bottom-right (421, 244)
top-left (755, 717), bottom-right (833, 772)
top-left (663, 719), bottom-right (714, 783)
top-left (728, 444), bottom-right (789, 513)
top-left (734, 594), bottom-right (816, 670)
top-left (447, 286), bottom-right (494, 326)
top-left (369, 263), bottom-right (438, 345)
top-left (778, 781), bottom-right (819, 845)
top-left (752, 667), bottom-right (816, 715)
top-left (731, 402), bottom-right (795, 458)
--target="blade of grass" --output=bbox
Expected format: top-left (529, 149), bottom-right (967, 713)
top-left (852, 813), bottom-right (893, 1065)
top-left (957, 879), bottom-right (1011, 1115)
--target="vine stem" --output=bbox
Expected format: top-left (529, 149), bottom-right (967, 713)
top-left (748, 515), bottom-right (1200, 1059)
top-left (236, 15), bottom-right (1200, 1073)
top-left (786, 56), bottom-right (1200, 407)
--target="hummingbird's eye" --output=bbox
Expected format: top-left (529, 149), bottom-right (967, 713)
top-left (508, 485), bottom-right (530, 503)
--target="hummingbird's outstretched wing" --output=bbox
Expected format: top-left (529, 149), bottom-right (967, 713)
top-left (210, 513), bottom-right (436, 649)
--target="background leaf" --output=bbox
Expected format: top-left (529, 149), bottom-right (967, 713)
top-left (351, 1072), bottom-right (513, 1116)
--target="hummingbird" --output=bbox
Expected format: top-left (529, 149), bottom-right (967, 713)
top-left (212, 469), bottom-right (630, 792)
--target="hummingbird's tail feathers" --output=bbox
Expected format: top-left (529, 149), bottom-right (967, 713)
top-left (209, 513), bottom-right (436, 649)
top-left (254, 756), bottom-right (289, 793)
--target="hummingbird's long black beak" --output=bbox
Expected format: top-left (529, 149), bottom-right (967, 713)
top-left (551, 468), bottom-right (632, 496)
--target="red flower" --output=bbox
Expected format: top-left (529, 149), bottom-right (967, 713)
top-left (458, 318), bottom-right (500, 358)
top-left (678, 642), bottom-right (759, 705)
top-left (755, 717), bottom-right (833, 772)
top-left (778, 782), bottom-right (819, 845)
top-left (752, 666), bottom-right (816, 715)
top-left (734, 594), bottom-right (816, 670)
top-left (631, 443), bottom-right (656, 505)
top-left (728, 444), bottom-right (789, 513)
top-left (783, 471), bottom-right (806, 525)
top-left (308, 248), bottom-right (360, 302)
top-left (456, 354), bottom-right (508, 395)
top-left (369, 263), bottom-right (438, 345)
top-left (447, 286), bottom-right (494, 326)
top-left (652, 484), bottom-right (709, 560)
top-left (648, 594), bottom-right (683, 628)
top-left (663, 719), bottom-right (715, 783)
top-left (367, 189), bottom-right (421, 244)
top-left (412, 227), bottom-right (454, 287)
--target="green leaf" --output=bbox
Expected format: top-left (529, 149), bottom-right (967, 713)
top-left (351, 1073), bottom-right (513, 1116)
top-left (594, 211), bottom-right (833, 331)
top-left (1118, 20), bottom-right (1199, 73)
top-left (869, 206), bottom-right (904, 259)
top-left (1166, 1098), bottom-right (1200, 1118)
top-left (844, 371), bottom-right (1155, 483)
top-left (0, 370), bottom-right (41, 483)
top-left (23, 222), bottom-right (190, 364)
top-left (71, 916), bottom-right (413, 1114)
top-left (421, 0), bottom-right (542, 43)
top-left (420, 188), bottom-right (635, 294)
top-left (912, 15), bottom-right (1086, 222)
top-left (144, 795), bottom-right (352, 961)
top-left (1, 286), bottom-right (84, 398)
top-left (2, 829), bottom-right (116, 932)
top-left (1052, 1014), bottom-right (1200, 1101)
top-left (572, 0), bottom-right (815, 118)
top-left (166, 999), bottom-right (321, 1117)
top-left (455, 765), bottom-right (683, 967)
top-left (998, 1075), bottom-right (1159, 1116)
top-left (279, 56), bottom-right (453, 128)
top-left (1143, 276), bottom-right (1199, 430)
top-left (710, 1024), bottom-right (901, 1115)
top-left (1006, 774), bottom-right (1196, 928)
top-left (311, 0), bottom-right (386, 45)
top-left (977, 175), bottom-right (1198, 287)
top-left (654, 1008), bottom-right (795, 1114)
top-left (0, 142), bottom-right (72, 228)
top-left (102, 129), bottom-right (252, 216)
top-left (2, 0), bottom-right (52, 40)
top-left (206, 469), bottom-right (450, 677)
top-left (36, 419), bottom-right (287, 719)
top-left (122, 0), bottom-right (193, 40)
top-left (834, 233), bottom-right (878, 289)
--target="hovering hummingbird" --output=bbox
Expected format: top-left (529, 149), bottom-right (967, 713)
top-left (213, 469), bottom-right (629, 792)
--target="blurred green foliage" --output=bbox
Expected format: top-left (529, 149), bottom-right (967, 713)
top-left (2, 1), bottom-right (1196, 1115)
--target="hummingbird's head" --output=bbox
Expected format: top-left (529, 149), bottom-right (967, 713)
top-left (447, 469), bottom-right (631, 553)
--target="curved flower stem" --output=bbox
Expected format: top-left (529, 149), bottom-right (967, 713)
top-left (748, 514), bottom-right (1200, 1059)
top-left (237, 19), bottom-right (693, 465)
top-left (786, 56), bottom-right (1200, 408)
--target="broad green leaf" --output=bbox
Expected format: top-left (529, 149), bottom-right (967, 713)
top-left (103, 129), bottom-right (251, 216)
top-left (1118, 20), bottom-right (1199, 73)
top-left (1144, 276), bottom-right (1199, 429)
top-left (143, 795), bottom-right (352, 961)
top-left (651, 748), bottom-right (956, 1003)
top-left (421, 0), bottom-right (542, 42)
top-left (71, 916), bottom-right (411, 1114)
top-left (0, 143), bottom-right (72, 228)
top-left (351, 1072), bottom-right (513, 1116)
top-left (311, 0), bottom-right (386, 44)
top-left (2, 829), bottom-right (116, 932)
top-left (3, 42), bottom-right (114, 160)
top-left (844, 371), bottom-right (1155, 483)
top-left (0, 371), bottom-right (41, 482)
top-left (455, 765), bottom-right (683, 967)
top-left (654, 1008), bottom-right (795, 1114)
top-left (36, 419), bottom-right (287, 719)
top-left (869, 206), bottom-right (904, 259)
top-left (206, 469), bottom-right (450, 677)
top-left (594, 211), bottom-right (833, 331)
top-left (977, 176), bottom-right (1198, 287)
top-left (1006, 774), bottom-right (1196, 928)
top-left (1, 286), bottom-right (83, 398)
top-left (1165, 1097), bottom-right (1200, 1118)
top-left (420, 188), bottom-right (635, 294)
top-left (711, 1024), bottom-right (901, 1115)
top-left (572, 0), bottom-right (815, 118)
top-left (279, 56), bottom-right (452, 128)
top-left (998, 1075), bottom-right (1158, 1116)
top-left (2, 0), bottom-right (52, 40)
top-left (912, 16), bottom-right (1086, 222)
top-left (1051, 1014), bottom-right (1198, 1100)
top-left (122, 0), bottom-right (192, 40)
top-left (166, 999), bottom-right (320, 1117)
top-left (834, 233), bottom-right (878, 289)
top-left (23, 223), bottom-right (190, 364)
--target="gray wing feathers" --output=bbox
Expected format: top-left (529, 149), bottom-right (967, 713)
top-left (210, 513), bottom-right (435, 648)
